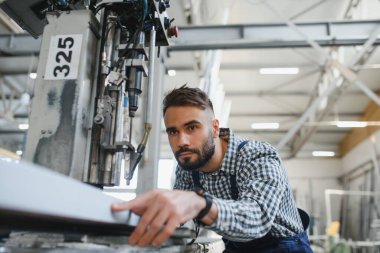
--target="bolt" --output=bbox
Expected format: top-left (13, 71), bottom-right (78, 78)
top-left (94, 114), bottom-right (104, 124)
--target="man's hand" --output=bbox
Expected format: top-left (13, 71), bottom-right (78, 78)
top-left (111, 189), bottom-right (205, 247)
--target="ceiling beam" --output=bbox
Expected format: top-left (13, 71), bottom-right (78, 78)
top-left (264, 1), bottom-right (380, 157)
top-left (0, 34), bottom-right (41, 55)
top-left (157, 129), bottom-right (348, 135)
top-left (0, 9), bottom-right (23, 33)
top-left (236, 129), bottom-right (348, 134)
top-left (225, 90), bottom-right (370, 97)
top-left (229, 112), bottom-right (361, 117)
top-left (1, 20), bottom-right (380, 54)
top-left (1, 111), bottom-right (361, 119)
top-left (169, 20), bottom-right (380, 51)
top-left (0, 130), bottom-right (25, 134)
top-left (166, 63), bottom-right (318, 70)
top-left (0, 56), bottom-right (38, 74)
top-left (285, 30), bottom-right (380, 157)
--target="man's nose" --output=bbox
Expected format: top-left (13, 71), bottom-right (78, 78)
top-left (177, 132), bottom-right (190, 146)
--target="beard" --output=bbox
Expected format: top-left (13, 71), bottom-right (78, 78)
top-left (174, 132), bottom-right (215, 172)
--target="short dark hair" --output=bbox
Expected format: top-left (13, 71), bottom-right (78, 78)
top-left (163, 85), bottom-right (214, 115)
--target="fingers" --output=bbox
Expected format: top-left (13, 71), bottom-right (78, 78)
top-left (128, 200), bottom-right (162, 245)
top-left (111, 191), bottom-right (153, 214)
top-left (112, 190), bottom-right (186, 247)
top-left (130, 208), bottom-right (179, 247)
top-left (152, 215), bottom-right (178, 246)
top-left (111, 202), bottom-right (133, 211)
top-left (136, 206), bottom-right (173, 246)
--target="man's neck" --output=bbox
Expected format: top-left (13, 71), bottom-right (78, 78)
top-left (200, 138), bottom-right (227, 173)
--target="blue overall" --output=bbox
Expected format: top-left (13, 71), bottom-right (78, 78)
top-left (222, 230), bottom-right (312, 253)
top-left (192, 141), bottom-right (313, 253)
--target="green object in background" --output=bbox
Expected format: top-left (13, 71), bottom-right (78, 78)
top-left (328, 237), bottom-right (351, 253)
top-left (330, 243), bottom-right (351, 253)
top-left (309, 216), bottom-right (315, 235)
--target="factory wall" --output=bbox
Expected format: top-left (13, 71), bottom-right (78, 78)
top-left (341, 130), bottom-right (380, 175)
top-left (340, 129), bottom-right (380, 241)
top-left (284, 159), bottom-right (343, 236)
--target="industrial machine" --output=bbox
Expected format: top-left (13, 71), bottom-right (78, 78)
top-left (0, 1), bottom-right (207, 252)
top-left (0, 0), bottom-right (177, 187)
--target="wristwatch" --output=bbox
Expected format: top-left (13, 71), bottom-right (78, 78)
top-left (194, 188), bottom-right (213, 223)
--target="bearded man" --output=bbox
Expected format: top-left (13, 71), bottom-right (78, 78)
top-left (112, 85), bottom-right (313, 253)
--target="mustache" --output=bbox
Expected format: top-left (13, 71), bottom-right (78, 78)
top-left (175, 146), bottom-right (200, 158)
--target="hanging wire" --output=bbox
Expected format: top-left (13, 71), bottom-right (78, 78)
top-left (186, 221), bottom-right (200, 245)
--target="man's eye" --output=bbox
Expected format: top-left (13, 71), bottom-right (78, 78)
top-left (188, 125), bottom-right (196, 131)
top-left (168, 130), bottom-right (178, 135)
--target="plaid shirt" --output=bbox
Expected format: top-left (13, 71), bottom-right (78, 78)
top-left (173, 128), bottom-right (304, 241)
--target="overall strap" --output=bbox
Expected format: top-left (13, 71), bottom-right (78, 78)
top-left (229, 174), bottom-right (239, 200)
top-left (237, 140), bottom-right (249, 152)
top-left (191, 140), bottom-right (249, 199)
top-left (192, 170), bottom-right (204, 191)
top-left (230, 140), bottom-right (249, 200)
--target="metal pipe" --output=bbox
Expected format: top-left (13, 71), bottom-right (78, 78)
top-left (332, 60), bottom-right (380, 107)
top-left (355, 79), bottom-right (380, 106)
top-left (127, 31), bottom-right (145, 117)
top-left (325, 189), bottom-right (380, 229)
top-left (145, 26), bottom-right (156, 124)
top-left (348, 25), bottom-right (380, 66)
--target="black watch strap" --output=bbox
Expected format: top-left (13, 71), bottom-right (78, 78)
top-left (194, 191), bottom-right (213, 222)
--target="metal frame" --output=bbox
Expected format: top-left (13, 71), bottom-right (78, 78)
top-left (0, 34), bottom-right (41, 54)
top-left (262, 2), bottom-right (380, 156)
top-left (325, 189), bottom-right (380, 228)
top-left (1, 20), bottom-right (380, 54)
top-left (168, 20), bottom-right (380, 51)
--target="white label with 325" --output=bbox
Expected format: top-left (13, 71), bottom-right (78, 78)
top-left (45, 34), bottom-right (83, 80)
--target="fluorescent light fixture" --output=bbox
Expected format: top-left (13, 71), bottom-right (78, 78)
top-left (20, 93), bottom-right (30, 105)
top-left (259, 67), bottom-right (299, 75)
top-left (251, 122), bottom-right (280, 129)
top-left (29, 72), bottom-right (37, 79)
top-left (312, 151), bottom-right (335, 157)
top-left (18, 123), bottom-right (29, 130)
top-left (336, 121), bottom-right (367, 128)
top-left (305, 120), bottom-right (380, 128)
top-left (16, 150), bottom-right (23, 156)
top-left (168, 69), bottom-right (176, 76)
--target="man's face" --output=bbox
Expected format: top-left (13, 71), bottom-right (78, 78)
top-left (164, 106), bottom-right (217, 171)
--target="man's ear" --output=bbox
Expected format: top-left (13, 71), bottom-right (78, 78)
top-left (213, 119), bottom-right (220, 138)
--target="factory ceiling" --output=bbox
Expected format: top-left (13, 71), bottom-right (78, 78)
top-left (1, 0), bottom-right (380, 160)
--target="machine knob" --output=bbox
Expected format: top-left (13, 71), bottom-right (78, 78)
top-left (167, 26), bottom-right (179, 38)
